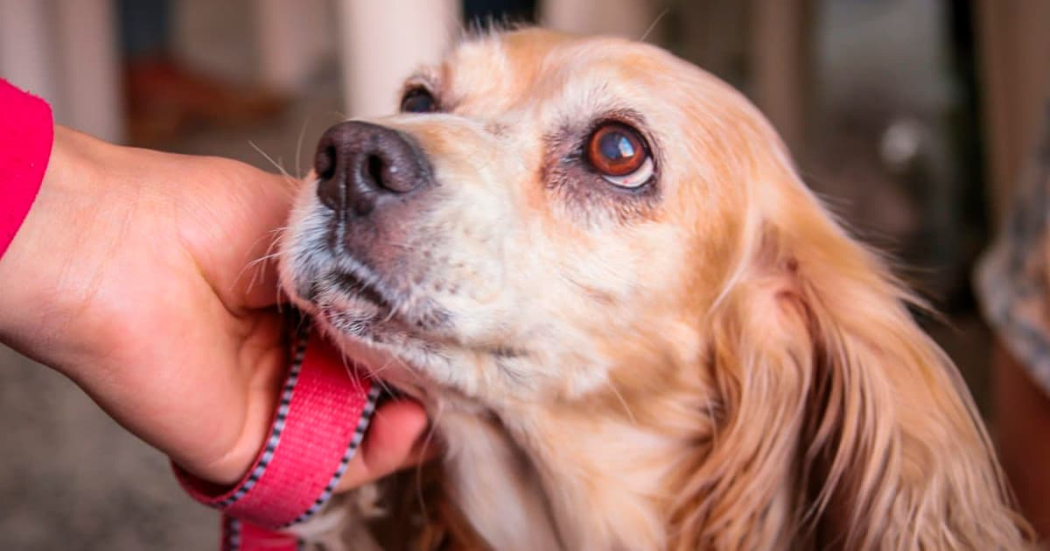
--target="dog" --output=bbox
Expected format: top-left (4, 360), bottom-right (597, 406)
top-left (279, 28), bottom-right (1033, 550)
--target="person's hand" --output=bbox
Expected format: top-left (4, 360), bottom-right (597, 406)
top-left (0, 126), bottom-right (431, 488)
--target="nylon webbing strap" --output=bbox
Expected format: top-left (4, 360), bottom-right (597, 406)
top-left (176, 324), bottom-right (379, 549)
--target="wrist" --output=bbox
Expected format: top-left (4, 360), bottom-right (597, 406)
top-left (0, 126), bottom-right (118, 369)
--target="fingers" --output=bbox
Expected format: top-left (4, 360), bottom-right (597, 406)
top-left (335, 399), bottom-right (436, 492)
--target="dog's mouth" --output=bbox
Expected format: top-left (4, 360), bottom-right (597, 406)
top-left (295, 270), bottom-right (428, 400)
top-left (295, 259), bottom-right (444, 350)
top-left (330, 269), bottom-right (396, 317)
top-left (316, 266), bottom-right (449, 332)
top-left (307, 273), bottom-right (405, 339)
top-left (284, 232), bottom-right (463, 403)
top-left (289, 256), bottom-right (520, 409)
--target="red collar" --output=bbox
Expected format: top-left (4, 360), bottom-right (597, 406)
top-left (175, 324), bottom-right (379, 550)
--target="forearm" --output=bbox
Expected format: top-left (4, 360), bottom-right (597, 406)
top-left (0, 82), bottom-right (102, 371)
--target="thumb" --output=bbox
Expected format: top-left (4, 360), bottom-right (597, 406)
top-left (336, 399), bottom-right (435, 492)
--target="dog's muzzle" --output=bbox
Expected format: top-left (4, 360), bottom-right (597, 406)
top-left (302, 121), bottom-right (447, 330)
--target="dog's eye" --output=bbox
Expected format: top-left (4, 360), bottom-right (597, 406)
top-left (586, 123), bottom-right (653, 188)
top-left (400, 87), bottom-right (438, 113)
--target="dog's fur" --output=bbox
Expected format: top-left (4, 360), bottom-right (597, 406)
top-left (279, 29), bottom-right (1033, 550)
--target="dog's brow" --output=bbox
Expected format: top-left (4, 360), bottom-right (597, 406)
top-left (404, 71), bottom-right (436, 90)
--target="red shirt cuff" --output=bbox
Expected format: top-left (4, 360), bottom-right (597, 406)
top-left (0, 80), bottom-right (53, 260)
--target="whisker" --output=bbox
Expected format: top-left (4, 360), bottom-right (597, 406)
top-left (398, 354), bottom-right (426, 384)
top-left (249, 140), bottom-right (287, 174)
top-left (244, 236), bottom-right (287, 273)
top-left (235, 225), bottom-right (288, 299)
top-left (367, 356), bottom-right (397, 379)
top-left (275, 276), bottom-right (286, 315)
top-left (295, 314), bottom-right (312, 339)
top-left (244, 251), bottom-right (283, 276)
top-left (605, 379), bottom-right (637, 425)
top-left (258, 226), bottom-right (289, 300)
top-left (295, 112), bottom-right (315, 179)
top-left (369, 352), bottom-right (425, 387)
top-left (365, 359), bottom-right (398, 396)
top-left (248, 140), bottom-right (300, 195)
top-left (382, 302), bottom-right (402, 325)
top-left (415, 401), bottom-right (444, 526)
top-left (337, 349), bottom-right (384, 393)
top-left (640, 7), bottom-right (670, 43)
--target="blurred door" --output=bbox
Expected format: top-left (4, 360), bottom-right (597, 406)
top-left (975, 0), bottom-right (1050, 223)
top-left (336, 0), bottom-right (461, 118)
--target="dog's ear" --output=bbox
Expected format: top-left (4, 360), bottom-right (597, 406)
top-left (669, 159), bottom-right (1031, 549)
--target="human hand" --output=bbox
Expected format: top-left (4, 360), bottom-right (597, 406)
top-left (0, 126), bottom-right (430, 488)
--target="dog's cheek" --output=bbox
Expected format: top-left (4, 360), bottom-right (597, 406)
top-left (279, 185), bottom-right (336, 306)
top-left (407, 182), bottom-right (522, 333)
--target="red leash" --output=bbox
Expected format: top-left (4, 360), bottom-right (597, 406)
top-left (176, 323), bottom-right (380, 550)
top-left (222, 516), bottom-right (300, 551)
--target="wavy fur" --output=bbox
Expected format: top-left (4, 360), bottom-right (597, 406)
top-left (283, 28), bottom-right (1034, 550)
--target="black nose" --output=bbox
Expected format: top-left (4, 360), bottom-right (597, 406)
top-left (314, 121), bottom-right (431, 215)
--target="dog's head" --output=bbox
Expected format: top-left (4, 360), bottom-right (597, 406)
top-left (281, 29), bottom-right (756, 406)
top-left (280, 29), bottom-right (1030, 550)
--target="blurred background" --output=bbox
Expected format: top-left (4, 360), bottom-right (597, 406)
top-left (1, 0), bottom-right (1048, 548)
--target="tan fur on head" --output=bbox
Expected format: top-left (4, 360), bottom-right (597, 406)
top-left (282, 28), bottom-right (1033, 550)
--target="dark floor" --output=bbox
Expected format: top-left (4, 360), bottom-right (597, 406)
top-left (0, 346), bottom-right (215, 550)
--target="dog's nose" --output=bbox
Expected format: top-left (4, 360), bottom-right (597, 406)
top-left (314, 121), bottom-right (431, 215)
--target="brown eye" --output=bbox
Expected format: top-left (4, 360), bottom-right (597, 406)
top-left (586, 123), bottom-right (653, 188)
top-left (400, 87), bottom-right (437, 113)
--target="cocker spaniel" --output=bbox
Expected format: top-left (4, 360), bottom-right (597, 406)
top-left (279, 28), bottom-right (1033, 550)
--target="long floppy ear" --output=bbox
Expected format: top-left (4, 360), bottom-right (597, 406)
top-left (670, 158), bottom-right (1032, 549)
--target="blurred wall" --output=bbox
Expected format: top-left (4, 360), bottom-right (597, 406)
top-left (0, 0), bottom-right (123, 143)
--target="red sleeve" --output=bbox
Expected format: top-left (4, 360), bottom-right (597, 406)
top-left (0, 80), bottom-right (54, 259)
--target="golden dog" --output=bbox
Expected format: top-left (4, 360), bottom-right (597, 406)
top-left (280, 29), bottom-right (1032, 550)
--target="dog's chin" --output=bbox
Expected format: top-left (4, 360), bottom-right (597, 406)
top-left (283, 269), bottom-right (495, 410)
top-left (286, 286), bottom-right (440, 403)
